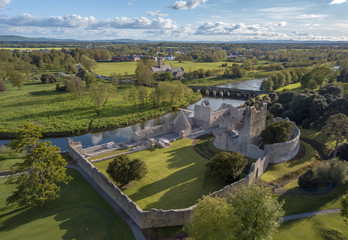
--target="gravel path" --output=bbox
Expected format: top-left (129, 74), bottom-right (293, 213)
top-left (280, 209), bottom-right (342, 223)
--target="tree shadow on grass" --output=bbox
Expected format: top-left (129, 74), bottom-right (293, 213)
top-left (0, 169), bottom-right (134, 240)
top-left (165, 145), bottom-right (203, 169)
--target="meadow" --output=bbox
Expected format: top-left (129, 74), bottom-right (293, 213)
top-left (94, 139), bottom-right (226, 210)
top-left (0, 169), bottom-right (135, 240)
top-left (274, 213), bottom-right (348, 240)
top-left (0, 80), bottom-right (200, 137)
top-left (93, 60), bottom-right (230, 76)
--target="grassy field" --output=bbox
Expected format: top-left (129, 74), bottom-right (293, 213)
top-left (300, 127), bottom-right (346, 150)
top-left (0, 47), bottom-right (63, 51)
top-left (88, 148), bottom-right (130, 161)
top-left (0, 169), bottom-right (135, 240)
top-left (0, 158), bottom-right (23, 172)
top-left (274, 213), bottom-right (348, 240)
top-left (94, 61), bottom-right (229, 76)
top-left (275, 82), bottom-right (302, 92)
top-left (94, 139), bottom-right (226, 210)
top-left (279, 183), bottom-right (347, 215)
top-left (260, 142), bottom-right (317, 183)
top-left (0, 80), bottom-right (200, 137)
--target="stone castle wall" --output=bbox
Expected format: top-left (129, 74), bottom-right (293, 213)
top-left (68, 139), bottom-right (193, 229)
top-left (265, 126), bottom-right (301, 164)
top-left (68, 138), bottom-right (270, 229)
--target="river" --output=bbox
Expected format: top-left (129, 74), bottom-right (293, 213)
top-left (0, 79), bottom-right (263, 151)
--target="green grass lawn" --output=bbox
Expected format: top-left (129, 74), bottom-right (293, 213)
top-left (0, 169), bottom-right (135, 240)
top-left (299, 127), bottom-right (346, 150)
top-left (279, 183), bottom-right (347, 215)
top-left (0, 80), bottom-right (199, 137)
top-left (94, 139), bottom-right (226, 210)
top-left (0, 158), bottom-right (23, 172)
top-left (88, 148), bottom-right (131, 161)
top-left (274, 213), bottom-right (348, 240)
top-left (275, 82), bottom-right (302, 92)
top-left (261, 142), bottom-right (317, 183)
top-left (94, 61), bottom-right (229, 76)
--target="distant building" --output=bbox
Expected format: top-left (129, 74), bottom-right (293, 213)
top-left (150, 58), bottom-right (184, 79)
top-left (164, 55), bottom-right (175, 61)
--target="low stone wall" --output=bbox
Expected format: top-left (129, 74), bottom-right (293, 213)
top-left (265, 126), bottom-right (300, 164)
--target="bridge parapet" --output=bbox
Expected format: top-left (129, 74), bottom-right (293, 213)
top-left (188, 86), bottom-right (269, 99)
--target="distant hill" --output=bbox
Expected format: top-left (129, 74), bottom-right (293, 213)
top-left (0, 35), bottom-right (151, 43)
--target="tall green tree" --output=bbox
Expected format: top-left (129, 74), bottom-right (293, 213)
top-left (322, 113), bottom-right (348, 158)
top-left (227, 184), bottom-right (284, 240)
top-left (66, 76), bottom-right (84, 99)
top-left (6, 141), bottom-right (71, 207)
top-left (8, 70), bottom-right (25, 90)
top-left (135, 60), bottom-right (154, 86)
top-left (8, 123), bottom-right (42, 152)
top-left (80, 54), bottom-right (97, 71)
top-left (88, 81), bottom-right (115, 108)
top-left (186, 184), bottom-right (284, 240)
top-left (261, 120), bottom-right (295, 144)
top-left (186, 196), bottom-right (239, 240)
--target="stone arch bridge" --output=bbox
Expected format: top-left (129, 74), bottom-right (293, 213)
top-left (188, 86), bottom-right (268, 99)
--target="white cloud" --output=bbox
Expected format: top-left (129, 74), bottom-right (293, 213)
top-left (296, 14), bottom-right (327, 19)
top-left (0, 14), bottom-right (177, 30)
top-left (0, 0), bottom-right (11, 11)
top-left (195, 22), bottom-right (267, 36)
top-left (171, 0), bottom-right (207, 10)
top-left (0, 13), bottom-right (92, 28)
top-left (88, 17), bottom-right (177, 30)
top-left (329, 0), bottom-right (348, 5)
top-left (146, 10), bottom-right (168, 17)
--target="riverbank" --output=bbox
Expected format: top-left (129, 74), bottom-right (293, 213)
top-left (0, 81), bottom-right (201, 140)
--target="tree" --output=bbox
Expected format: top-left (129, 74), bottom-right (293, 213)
top-left (135, 60), bottom-right (154, 86)
top-left (261, 120), bottom-right (295, 144)
top-left (110, 73), bottom-right (119, 88)
top-left (186, 196), bottom-right (239, 240)
top-left (80, 54), bottom-right (97, 71)
top-left (341, 192), bottom-right (348, 218)
top-left (106, 155), bottom-right (147, 186)
top-left (322, 113), bottom-right (348, 158)
top-left (314, 159), bottom-right (348, 186)
top-left (8, 123), bottom-right (42, 152)
top-left (337, 143), bottom-right (348, 161)
top-left (187, 184), bottom-right (284, 240)
top-left (228, 184), bottom-right (285, 240)
top-left (6, 141), bottom-right (71, 207)
top-left (298, 169), bottom-right (318, 189)
top-left (88, 80), bottom-right (115, 108)
top-left (8, 70), bottom-right (25, 90)
top-left (206, 152), bottom-right (247, 183)
top-left (66, 76), bottom-right (84, 99)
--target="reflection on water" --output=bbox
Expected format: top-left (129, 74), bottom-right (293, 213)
top-left (217, 78), bottom-right (264, 91)
top-left (0, 80), bottom-right (255, 151)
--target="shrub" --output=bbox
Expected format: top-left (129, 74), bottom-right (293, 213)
top-left (268, 103), bottom-right (284, 117)
top-left (261, 120), bottom-right (295, 144)
top-left (315, 159), bottom-right (348, 186)
top-left (206, 152), bottom-right (247, 183)
top-left (106, 155), bottom-right (147, 186)
top-left (301, 118), bottom-right (311, 129)
top-left (40, 74), bottom-right (57, 84)
top-left (298, 169), bottom-right (319, 189)
top-left (337, 143), bottom-right (348, 161)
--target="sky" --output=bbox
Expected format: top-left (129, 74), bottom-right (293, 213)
top-left (0, 0), bottom-right (348, 41)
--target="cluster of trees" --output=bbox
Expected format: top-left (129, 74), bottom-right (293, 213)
top-left (6, 123), bottom-right (71, 207)
top-left (106, 155), bottom-right (147, 186)
top-left (186, 184), bottom-right (284, 240)
top-left (260, 68), bottom-right (309, 91)
top-left (151, 81), bottom-right (193, 107)
top-left (223, 65), bottom-right (247, 79)
top-left (249, 84), bottom-right (347, 131)
top-left (298, 158), bottom-right (348, 189)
